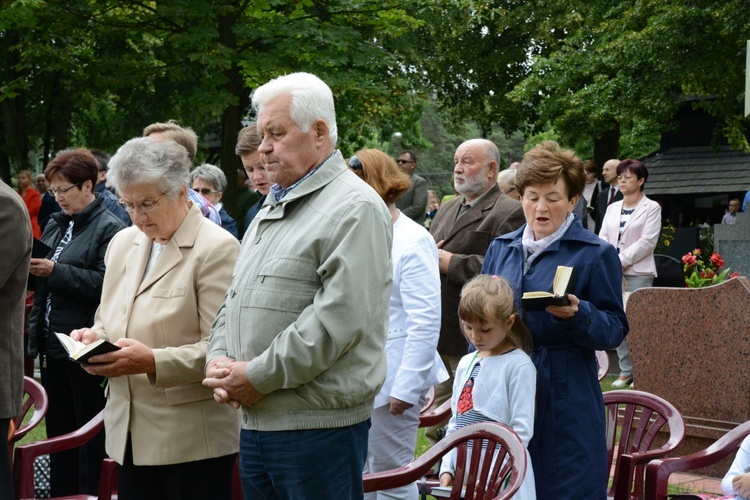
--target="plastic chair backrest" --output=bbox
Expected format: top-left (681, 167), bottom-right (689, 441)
top-left (10, 377), bottom-right (49, 448)
top-left (604, 390), bottom-right (686, 500)
top-left (644, 420), bottom-right (750, 500)
top-left (364, 421), bottom-right (527, 500)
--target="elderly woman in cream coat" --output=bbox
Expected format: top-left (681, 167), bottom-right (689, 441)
top-left (599, 159), bottom-right (661, 389)
top-left (71, 137), bottom-right (240, 500)
top-left (349, 149), bottom-right (448, 500)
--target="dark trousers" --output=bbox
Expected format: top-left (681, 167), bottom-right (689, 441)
top-left (1, 418), bottom-right (13, 500)
top-left (117, 437), bottom-right (235, 500)
top-left (239, 420), bottom-right (370, 500)
top-left (41, 356), bottom-right (107, 496)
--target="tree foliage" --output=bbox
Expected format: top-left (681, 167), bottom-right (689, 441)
top-left (2, 0), bottom-right (749, 199)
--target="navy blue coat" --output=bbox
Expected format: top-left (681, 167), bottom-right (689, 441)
top-left (482, 219), bottom-right (628, 499)
top-left (218, 206), bottom-right (239, 239)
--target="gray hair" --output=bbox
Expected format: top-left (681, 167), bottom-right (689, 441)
top-left (252, 72), bottom-right (338, 147)
top-left (190, 163), bottom-right (227, 192)
top-left (497, 168), bottom-right (517, 192)
top-left (484, 140), bottom-right (501, 167)
top-left (108, 137), bottom-right (190, 198)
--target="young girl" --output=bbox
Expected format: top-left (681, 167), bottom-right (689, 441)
top-left (438, 275), bottom-right (537, 500)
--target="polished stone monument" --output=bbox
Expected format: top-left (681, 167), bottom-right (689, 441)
top-left (626, 277), bottom-right (750, 477)
top-left (715, 212), bottom-right (750, 278)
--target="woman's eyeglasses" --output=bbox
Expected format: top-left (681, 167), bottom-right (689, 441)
top-left (48, 184), bottom-right (82, 196)
top-left (194, 188), bottom-right (220, 196)
top-left (348, 155), bottom-right (363, 171)
top-left (118, 193), bottom-right (167, 213)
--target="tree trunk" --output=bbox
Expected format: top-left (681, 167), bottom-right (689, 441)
top-left (54, 86), bottom-right (71, 155)
top-left (43, 72), bottom-right (63, 167)
top-left (1, 29), bottom-right (30, 175)
top-left (217, 11), bottom-right (248, 219)
top-left (0, 127), bottom-right (10, 183)
top-left (593, 123), bottom-right (621, 169)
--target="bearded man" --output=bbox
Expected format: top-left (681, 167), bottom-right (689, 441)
top-left (425, 138), bottom-right (525, 444)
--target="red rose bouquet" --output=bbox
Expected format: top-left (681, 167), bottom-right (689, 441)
top-left (682, 249), bottom-right (739, 288)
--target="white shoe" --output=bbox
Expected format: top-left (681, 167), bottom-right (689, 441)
top-left (611, 376), bottom-right (633, 389)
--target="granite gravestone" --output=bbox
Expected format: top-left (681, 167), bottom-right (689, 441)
top-left (626, 277), bottom-right (750, 477)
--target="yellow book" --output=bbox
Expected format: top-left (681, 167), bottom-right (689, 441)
top-left (521, 266), bottom-right (576, 311)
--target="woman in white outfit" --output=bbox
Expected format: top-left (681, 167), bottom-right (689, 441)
top-left (349, 149), bottom-right (449, 500)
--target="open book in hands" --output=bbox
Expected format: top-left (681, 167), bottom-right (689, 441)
top-left (54, 332), bottom-right (120, 364)
top-left (521, 265), bottom-right (576, 311)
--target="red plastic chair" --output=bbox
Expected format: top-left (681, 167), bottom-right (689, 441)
top-left (23, 292), bottom-right (35, 377)
top-left (644, 420), bottom-right (750, 500)
top-left (364, 421), bottom-right (527, 500)
top-left (596, 350), bottom-right (610, 382)
top-left (421, 386), bottom-right (437, 413)
top-left (604, 390), bottom-right (686, 500)
top-left (416, 395), bottom-right (454, 496)
top-left (9, 377), bottom-right (49, 451)
top-left (419, 398), bottom-right (452, 429)
top-left (12, 409), bottom-right (105, 500)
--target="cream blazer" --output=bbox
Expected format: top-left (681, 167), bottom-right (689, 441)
top-left (92, 205), bottom-right (241, 465)
top-left (599, 195), bottom-right (662, 277)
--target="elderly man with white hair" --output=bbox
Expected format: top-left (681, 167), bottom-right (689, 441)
top-left (204, 72), bottom-right (393, 499)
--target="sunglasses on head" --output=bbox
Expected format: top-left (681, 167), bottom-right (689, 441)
top-left (348, 155), bottom-right (363, 171)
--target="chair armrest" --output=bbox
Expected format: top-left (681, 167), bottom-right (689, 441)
top-left (644, 421), bottom-right (750, 500)
top-left (615, 450), bottom-right (675, 500)
top-left (645, 449), bottom-right (736, 500)
top-left (419, 399), bottom-right (452, 428)
top-left (13, 410), bottom-right (104, 499)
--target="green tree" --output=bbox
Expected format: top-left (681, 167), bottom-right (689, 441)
top-left (1, 0), bottom-right (429, 216)
top-left (509, 0), bottom-right (750, 163)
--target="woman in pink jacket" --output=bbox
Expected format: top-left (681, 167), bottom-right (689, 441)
top-left (599, 159), bottom-right (661, 389)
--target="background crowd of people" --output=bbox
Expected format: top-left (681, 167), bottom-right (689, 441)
top-left (1, 70), bottom-right (746, 500)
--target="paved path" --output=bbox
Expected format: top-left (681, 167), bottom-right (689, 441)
top-left (670, 472), bottom-right (723, 496)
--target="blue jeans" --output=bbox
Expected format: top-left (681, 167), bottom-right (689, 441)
top-left (239, 420), bottom-right (370, 500)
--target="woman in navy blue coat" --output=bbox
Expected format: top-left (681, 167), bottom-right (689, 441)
top-left (482, 141), bottom-right (627, 499)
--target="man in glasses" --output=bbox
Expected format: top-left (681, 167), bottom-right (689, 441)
top-left (395, 150), bottom-right (428, 225)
